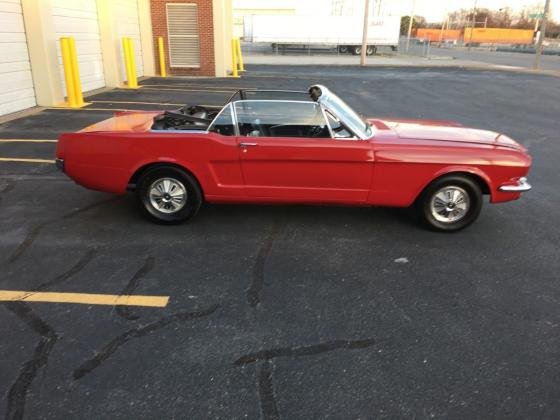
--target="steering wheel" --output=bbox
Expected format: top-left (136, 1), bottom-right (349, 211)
top-left (309, 125), bottom-right (327, 138)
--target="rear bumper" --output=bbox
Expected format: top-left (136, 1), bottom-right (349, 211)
top-left (498, 177), bottom-right (531, 192)
top-left (55, 158), bottom-right (65, 172)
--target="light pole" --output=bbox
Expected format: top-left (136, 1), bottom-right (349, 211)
top-left (467, 0), bottom-right (478, 51)
top-left (405, 0), bottom-right (415, 52)
top-left (360, 0), bottom-right (370, 66)
top-left (533, 0), bottom-right (551, 70)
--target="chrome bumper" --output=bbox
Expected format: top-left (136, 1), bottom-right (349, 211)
top-left (498, 177), bottom-right (531, 192)
top-left (55, 158), bottom-right (65, 172)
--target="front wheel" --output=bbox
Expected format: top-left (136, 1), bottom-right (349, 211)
top-left (137, 166), bottom-right (202, 224)
top-left (416, 175), bottom-right (483, 232)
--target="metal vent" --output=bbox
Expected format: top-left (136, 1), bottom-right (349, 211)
top-left (166, 3), bottom-right (200, 68)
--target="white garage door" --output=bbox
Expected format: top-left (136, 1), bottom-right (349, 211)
top-left (115, 0), bottom-right (144, 80)
top-left (0, 0), bottom-right (36, 116)
top-left (52, 0), bottom-right (105, 94)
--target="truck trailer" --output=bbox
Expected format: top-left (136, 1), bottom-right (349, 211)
top-left (244, 15), bottom-right (401, 55)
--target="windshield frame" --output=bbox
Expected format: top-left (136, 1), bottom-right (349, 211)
top-left (311, 85), bottom-right (374, 140)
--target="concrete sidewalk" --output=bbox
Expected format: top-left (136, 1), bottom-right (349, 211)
top-left (243, 53), bottom-right (560, 77)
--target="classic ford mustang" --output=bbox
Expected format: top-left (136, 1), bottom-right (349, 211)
top-left (56, 85), bottom-right (531, 231)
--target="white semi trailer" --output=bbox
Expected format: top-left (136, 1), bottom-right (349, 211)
top-left (244, 15), bottom-right (401, 55)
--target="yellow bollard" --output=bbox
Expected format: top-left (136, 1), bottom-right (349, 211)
top-left (122, 37), bottom-right (138, 89)
top-left (59, 37), bottom-right (85, 108)
top-left (230, 39), bottom-right (239, 78)
top-left (235, 39), bottom-right (245, 72)
top-left (68, 37), bottom-right (84, 106)
top-left (158, 37), bottom-right (167, 77)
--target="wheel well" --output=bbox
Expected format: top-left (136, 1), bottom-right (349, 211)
top-left (128, 162), bottom-right (203, 195)
top-left (420, 171), bottom-right (490, 198)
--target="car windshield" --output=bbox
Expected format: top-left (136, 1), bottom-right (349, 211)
top-left (317, 88), bottom-right (373, 139)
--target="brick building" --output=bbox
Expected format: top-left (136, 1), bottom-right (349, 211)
top-left (150, 0), bottom-right (232, 77)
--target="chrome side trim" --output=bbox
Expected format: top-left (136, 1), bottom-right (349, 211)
top-left (498, 177), bottom-right (532, 192)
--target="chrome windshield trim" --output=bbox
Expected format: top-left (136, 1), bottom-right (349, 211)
top-left (310, 84), bottom-right (375, 140)
top-left (498, 177), bottom-right (532, 192)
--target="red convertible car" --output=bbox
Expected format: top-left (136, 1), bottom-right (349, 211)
top-left (56, 85), bottom-right (531, 231)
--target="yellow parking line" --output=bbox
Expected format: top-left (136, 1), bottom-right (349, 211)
top-left (0, 158), bottom-right (55, 163)
top-left (0, 290), bottom-right (169, 307)
top-left (0, 139), bottom-right (57, 143)
top-left (139, 87), bottom-right (234, 93)
top-left (140, 84), bottom-right (242, 90)
top-left (92, 100), bottom-right (184, 106)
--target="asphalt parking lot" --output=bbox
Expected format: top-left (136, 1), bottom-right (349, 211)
top-left (1, 65), bottom-right (559, 419)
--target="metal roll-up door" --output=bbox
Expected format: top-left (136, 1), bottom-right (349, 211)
top-left (115, 0), bottom-right (144, 79)
top-left (0, 0), bottom-right (37, 116)
top-left (52, 0), bottom-right (105, 94)
top-left (166, 3), bottom-right (200, 68)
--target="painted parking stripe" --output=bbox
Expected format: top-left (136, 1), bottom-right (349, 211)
top-left (0, 158), bottom-right (55, 163)
top-left (0, 139), bottom-right (57, 143)
top-left (139, 87), bottom-right (234, 93)
top-left (92, 100), bottom-right (184, 106)
top-left (0, 290), bottom-right (169, 307)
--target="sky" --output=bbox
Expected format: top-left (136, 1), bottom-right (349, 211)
top-left (233, 0), bottom-right (559, 23)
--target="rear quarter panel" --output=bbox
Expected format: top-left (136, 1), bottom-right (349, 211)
top-left (57, 131), bottom-right (242, 196)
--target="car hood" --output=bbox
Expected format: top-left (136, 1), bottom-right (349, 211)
top-left (369, 118), bottom-right (524, 150)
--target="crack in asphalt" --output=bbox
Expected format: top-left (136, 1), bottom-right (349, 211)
top-left (246, 221), bottom-right (281, 308)
top-left (6, 197), bottom-right (117, 264)
top-left (14, 249), bottom-right (98, 300)
top-left (2, 302), bottom-right (58, 420)
top-left (234, 338), bottom-right (376, 366)
top-left (115, 256), bottom-right (155, 321)
top-left (258, 360), bottom-right (280, 420)
top-left (73, 303), bottom-right (219, 380)
top-left (0, 180), bottom-right (15, 203)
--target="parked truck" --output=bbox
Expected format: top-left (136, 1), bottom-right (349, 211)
top-left (244, 15), bottom-right (401, 55)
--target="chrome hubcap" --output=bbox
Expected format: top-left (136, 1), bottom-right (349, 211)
top-left (149, 178), bottom-right (187, 214)
top-left (430, 186), bottom-right (470, 223)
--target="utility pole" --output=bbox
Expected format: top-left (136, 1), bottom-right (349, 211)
top-left (360, 0), bottom-right (370, 66)
top-left (467, 0), bottom-right (477, 51)
top-left (533, 0), bottom-right (551, 70)
top-left (405, 0), bottom-right (415, 52)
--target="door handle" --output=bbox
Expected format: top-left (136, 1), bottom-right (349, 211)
top-left (239, 142), bottom-right (258, 147)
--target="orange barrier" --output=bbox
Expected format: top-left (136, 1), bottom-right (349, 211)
top-left (463, 28), bottom-right (534, 45)
top-left (415, 28), bottom-right (461, 42)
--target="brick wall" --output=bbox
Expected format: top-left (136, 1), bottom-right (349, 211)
top-left (150, 0), bottom-right (215, 76)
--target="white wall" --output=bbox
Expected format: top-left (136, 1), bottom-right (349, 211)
top-left (0, 0), bottom-right (37, 116)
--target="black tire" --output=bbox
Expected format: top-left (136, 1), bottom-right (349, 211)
top-left (338, 45), bottom-right (349, 54)
top-left (137, 166), bottom-right (202, 224)
top-left (352, 46), bottom-right (361, 55)
top-left (416, 175), bottom-right (483, 232)
top-left (366, 45), bottom-right (376, 55)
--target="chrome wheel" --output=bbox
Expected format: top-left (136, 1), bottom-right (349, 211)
top-left (430, 186), bottom-right (470, 223)
top-left (148, 178), bottom-right (187, 214)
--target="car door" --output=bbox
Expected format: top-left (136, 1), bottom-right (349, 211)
top-left (234, 100), bottom-right (374, 203)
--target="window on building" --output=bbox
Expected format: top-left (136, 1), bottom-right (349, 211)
top-left (166, 3), bottom-right (200, 68)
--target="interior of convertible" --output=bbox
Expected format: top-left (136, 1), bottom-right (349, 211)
top-left (150, 89), bottom-right (352, 139)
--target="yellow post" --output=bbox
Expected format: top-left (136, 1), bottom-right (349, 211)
top-left (122, 37), bottom-right (138, 88)
top-left (230, 39), bottom-right (239, 78)
top-left (235, 38), bottom-right (244, 72)
top-left (60, 37), bottom-right (77, 107)
top-left (59, 37), bottom-right (85, 108)
top-left (157, 36), bottom-right (167, 77)
top-left (127, 38), bottom-right (138, 88)
top-left (68, 37), bottom-right (84, 106)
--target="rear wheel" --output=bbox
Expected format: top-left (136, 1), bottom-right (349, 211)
top-left (352, 45), bottom-right (361, 55)
top-left (137, 166), bottom-right (202, 224)
top-left (366, 45), bottom-right (376, 55)
top-left (338, 45), bottom-right (349, 54)
top-left (417, 175), bottom-right (483, 232)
